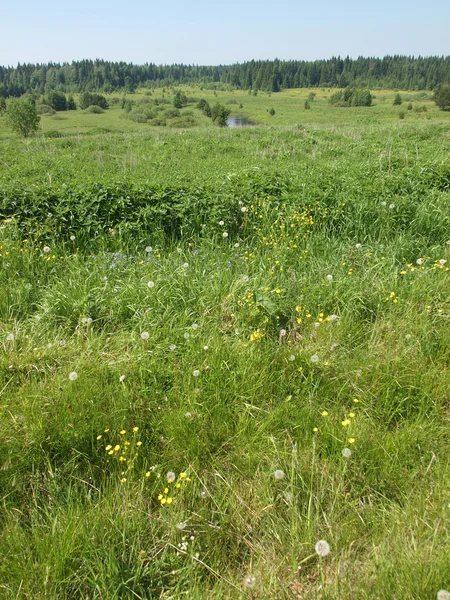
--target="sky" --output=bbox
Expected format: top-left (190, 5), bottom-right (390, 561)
top-left (1, 0), bottom-right (449, 66)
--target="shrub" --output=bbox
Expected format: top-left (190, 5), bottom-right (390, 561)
top-left (4, 98), bottom-right (40, 137)
top-left (37, 104), bottom-right (56, 115)
top-left (44, 130), bottom-right (64, 138)
top-left (393, 93), bottom-right (402, 106)
top-left (330, 88), bottom-right (372, 107)
top-left (85, 105), bottom-right (104, 114)
top-left (166, 116), bottom-right (196, 128)
top-left (129, 113), bottom-right (147, 123)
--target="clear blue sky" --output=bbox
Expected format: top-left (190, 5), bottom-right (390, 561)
top-left (1, 0), bottom-right (449, 66)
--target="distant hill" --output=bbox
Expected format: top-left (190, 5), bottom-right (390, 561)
top-left (1, 56), bottom-right (450, 97)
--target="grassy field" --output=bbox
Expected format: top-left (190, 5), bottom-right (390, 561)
top-left (0, 87), bottom-right (449, 599)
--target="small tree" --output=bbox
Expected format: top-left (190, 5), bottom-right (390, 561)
top-left (393, 93), bottom-right (402, 106)
top-left (433, 85), bottom-right (450, 110)
top-left (46, 91), bottom-right (67, 111)
top-left (67, 96), bottom-right (77, 110)
top-left (4, 98), bottom-right (40, 137)
top-left (210, 103), bottom-right (231, 127)
top-left (269, 107), bottom-right (275, 116)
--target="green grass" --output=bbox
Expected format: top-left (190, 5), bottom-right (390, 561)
top-left (0, 88), bottom-right (449, 599)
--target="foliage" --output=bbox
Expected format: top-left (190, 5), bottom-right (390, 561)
top-left (0, 109), bottom-right (450, 598)
top-left (2, 56), bottom-right (450, 97)
top-left (3, 97), bottom-right (40, 137)
top-left (79, 92), bottom-right (108, 110)
top-left (393, 93), bottom-right (402, 105)
top-left (67, 95), bottom-right (77, 110)
top-left (85, 105), bottom-right (104, 114)
top-left (210, 102), bottom-right (231, 126)
top-left (433, 84), bottom-right (450, 110)
top-left (329, 87), bottom-right (373, 107)
top-left (45, 91), bottom-right (67, 111)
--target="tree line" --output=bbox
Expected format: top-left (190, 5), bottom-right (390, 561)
top-left (1, 56), bottom-right (450, 97)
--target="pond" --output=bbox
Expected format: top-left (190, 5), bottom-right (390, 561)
top-left (226, 115), bottom-right (256, 127)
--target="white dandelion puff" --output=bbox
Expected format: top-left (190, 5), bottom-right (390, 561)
top-left (416, 258), bottom-right (423, 265)
top-left (381, 201), bottom-right (387, 206)
top-left (166, 471), bottom-right (176, 482)
top-left (182, 263), bottom-right (189, 269)
top-left (43, 246), bottom-right (51, 253)
top-left (145, 246), bottom-right (152, 253)
top-left (315, 540), bottom-right (331, 557)
top-left (342, 448), bottom-right (352, 458)
top-left (191, 323), bottom-right (198, 330)
top-left (234, 242), bottom-right (240, 248)
top-left (439, 259), bottom-right (447, 266)
top-left (219, 220), bottom-right (224, 226)
top-left (147, 281), bottom-right (155, 288)
top-left (193, 369), bottom-right (200, 377)
top-left (273, 469), bottom-right (285, 480)
top-left (70, 235), bottom-right (75, 241)
top-left (280, 329), bottom-right (287, 337)
top-left (176, 522), bottom-right (187, 531)
top-left (169, 344), bottom-right (177, 351)
top-left (119, 375), bottom-right (126, 382)
top-left (203, 345), bottom-right (209, 351)
top-left (311, 354), bottom-right (319, 363)
top-left (355, 243), bottom-right (362, 249)
top-left (389, 203), bottom-right (395, 209)
top-left (184, 332), bottom-right (190, 340)
top-left (223, 232), bottom-right (228, 238)
top-left (241, 206), bottom-right (247, 213)
top-left (437, 591), bottom-right (450, 600)
top-left (328, 314), bottom-right (338, 322)
top-left (242, 574), bottom-right (256, 589)
top-left (326, 274), bottom-right (333, 281)
top-left (289, 354), bottom-right (296, 361)
top-left (69, 371), bottom-right (78, 381)
top-left (6, 333), bottom-right (14, 342)
top-left (140, 331), bottom-right (150, 340)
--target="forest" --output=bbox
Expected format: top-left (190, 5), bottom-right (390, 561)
top-left (1, 55), bottom-right (450, 97)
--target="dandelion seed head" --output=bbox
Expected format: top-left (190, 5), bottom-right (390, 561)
top-left (328, 314), bottom-right (338, 322)
top-left (223, 231), bottom-right (228, 238)
top-left (147, 281), bottom-right (155, 288)
top-left (145, 246), bottom-right (152, 253)
top-left (219, 220), bottom-right (224, 226)
top-left (342, 448), bottom-right (352, 458)
top-left (193, 369), bottom-right (200, 377)
top-left (381, 201), bottom-right (387, 206)
top-left (199, 489), bottom-right (208, 499)
top-left (69, 371), bottom-right (78, 381)
top-left (184, 332), bottom-right (190, 339)
top-left (191, 323), bottom-right (198, 330)
top-left (405, 334), bottom-right (412, 340)
top-left (439, 259), bottom-right (447, 266)
top-left (182, 263), bottom-right (189, 269)
top-left (326, 274), bottom-right (333, 281)
top-left (70, 235), bottom-right (75, 241)
top-left (289, 354), bottom-right (296, 361)
top-left (273, 469), bottom-right (285, 480)
top-left (6, 333), bottom-right (14, 342)
top-left (166, 471), bottom-right (176, 482)
top-left (169, 344), bottom-right (176, 351)
top-left (416, 258), bottom-right (423, 265)
top-left (315, 540), bottom-right (331, 557)
top-left (437, 591), bottom-right (450, 600)
top-left (242, 574), bottom-right (256, 589)
top-left (280, 329), bottom-right (287, 337)
top-left (176, 522), bottom-right (187, 531)
top-left (43, 246), bottom-right (51, 253)
top-left (314, 322), bottom-right (321, 328)
top-left (119, 375), bottom-right (126, 382)
top-left (311, 354), bottom-right (319, 363)
top-left (203, 345), bottom-right (209, 351)
top-left (234, 242), bottom-right (240, 248)
top-left (241, 206), bottom-right (247, 213)
top-left (140, 331), bottom-right (150, 340)
top-left (355, 243), bottom-right (362, 249)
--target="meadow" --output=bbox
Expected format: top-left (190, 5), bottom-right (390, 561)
top-left (0, 87), bottom-right (449, 599)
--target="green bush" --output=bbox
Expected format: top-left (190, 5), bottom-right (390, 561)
top-left (85, 105), bottom-right (104, 114)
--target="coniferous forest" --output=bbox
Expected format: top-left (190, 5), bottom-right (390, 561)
top-left (1, 55), bottom-right (450, 97)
